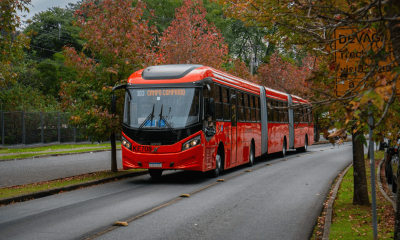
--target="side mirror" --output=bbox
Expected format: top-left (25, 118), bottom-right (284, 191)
top-left (112, 84), bottom-right (127, 91)
top-left (203, 77), bottom-right (213, 85)
top-left (207, 98), bottom-right (215, 116)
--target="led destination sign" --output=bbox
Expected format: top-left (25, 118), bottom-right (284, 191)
top-left (147, 89), bottom-right (186, 96)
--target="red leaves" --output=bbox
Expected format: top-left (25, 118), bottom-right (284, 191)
top-left (257, 52), bottom-right (316, 97)
top-left (160, 0), bottom-right (228, 69)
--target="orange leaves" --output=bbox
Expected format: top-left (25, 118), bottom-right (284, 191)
top-left (375, 85), bottom-right (392, 101)
top-left (160, 0), bottom-right (227, 69)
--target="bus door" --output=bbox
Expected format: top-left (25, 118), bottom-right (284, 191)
top-left (230, 89), bottom-right (237, 166)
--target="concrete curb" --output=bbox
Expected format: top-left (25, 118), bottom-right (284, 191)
top-left (0, 170), bottom-right (148, 206)
top-left (0, 149), bottom-right (122, 162)
top-left (322, 162), bottom-right (353, 240)
top-left (378, 159), bottom-right (396, 211)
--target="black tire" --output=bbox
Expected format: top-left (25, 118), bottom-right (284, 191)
top-left (248, 143), bottom-right (255, 167)
top-left (210, 152), bottom-right (222, 178)
top-left (281, 139), bottom-right (286, 158)
top-left (149, 169), bottom-right (163, 179)
top-left (297, 136), bottom-right (308, 152)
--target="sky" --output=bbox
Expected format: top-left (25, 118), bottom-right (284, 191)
top-left (20, 0), bottom-right (81, 24)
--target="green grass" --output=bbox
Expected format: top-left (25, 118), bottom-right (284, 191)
top-left (0, 169), bottom-right (144, 200)
top-left (329, 151), bottom-right (394, 239)
top-left (0, 147), bottom-right (121, 160)
top-left (0, 143), bottom-right (122, 160)
top-left (0, 143), bottom-right (120, 154)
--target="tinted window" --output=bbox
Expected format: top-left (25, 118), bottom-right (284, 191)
top-left (216, 102), bottom-right (223, 119)
top-left (284, 102), bottom-right (288, 122)
top-left (223, 104), bottom-right (230, 120)
top-left (222, 87), bottom-right (229, 103)
top-left (267, 99), bottom-right (273, 122)
top-left (238, 92), bottom-right (243, 106)
top-left (279, 102), bottom-right (284, 122)
top-left (274, 101), bottom-right (279, 122)
top-left (255, 97), bottom-right (259, 109)
top-left (214, 85), bottom-right (222, 102)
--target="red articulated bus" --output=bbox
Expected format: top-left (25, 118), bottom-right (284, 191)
top-left (113, 64), bottom-right (314, 179)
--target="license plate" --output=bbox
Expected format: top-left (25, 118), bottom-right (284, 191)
top-left (149, 163), bottom-right (162, 168)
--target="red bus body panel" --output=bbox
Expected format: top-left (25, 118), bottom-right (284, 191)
top-left (121, 65), bottom-right (313, 173)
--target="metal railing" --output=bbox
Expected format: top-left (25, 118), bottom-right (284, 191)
top-left (0, 111), bottom-right (90, 146)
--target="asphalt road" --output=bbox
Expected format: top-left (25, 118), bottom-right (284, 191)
top-left (0, 143), bottom-right (353, 240)
top-left (0, 150), bottom-right (122, 187)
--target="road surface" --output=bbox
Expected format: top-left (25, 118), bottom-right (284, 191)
top-left (0, 143), bottom-right (352, 240)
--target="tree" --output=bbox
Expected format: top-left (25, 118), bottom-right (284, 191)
top-left (62, 0), bottom-right (159, 172)
top-left (23, 5), bottom-right (83, 60)
top-left (256, 51), bottom-right (315, 97)
top-left (223, 0), bottom-right (400, 214)
top-left (160, 0), bottom-right (228, 69)
top-left (352, 129), bottom-right (370, 206)
top-left (0, 82), bottom-right (59, 112)
top-left (0, 0), bottom-right (31, 87)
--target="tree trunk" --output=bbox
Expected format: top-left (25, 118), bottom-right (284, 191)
top-left (352, 129), bottom-right (370, 206)
top-left (111, 132), bottom-right (118, 172)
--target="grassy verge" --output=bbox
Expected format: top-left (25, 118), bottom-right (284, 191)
top-left (0, 143), bottom-right (120, 153)
top-left (328, 151), bottom-right (394, 239)
top-left (0, 169), bottom-right (145, 201)
top-left (0, 142), bottom-right (121, 160)
top-left (0, 147), bottom-right (121, 160)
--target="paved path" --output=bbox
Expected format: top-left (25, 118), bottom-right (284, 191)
top-left (0, 143), bottom-right (352, 240)
top-left (0, 150), bottom-right (122, 187)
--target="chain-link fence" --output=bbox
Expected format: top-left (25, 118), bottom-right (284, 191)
top-left (0, 111), bottom-right (92, 146)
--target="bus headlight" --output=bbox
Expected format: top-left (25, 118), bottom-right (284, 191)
top-left (182, 135), bottom-right (201, 151)
top-left (121, 136), bottom-right (132, 150)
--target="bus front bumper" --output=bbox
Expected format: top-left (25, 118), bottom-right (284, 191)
top-left (122, 144), bottom-right (205, 171)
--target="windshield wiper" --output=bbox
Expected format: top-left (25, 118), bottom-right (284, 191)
top-left (134, 103), bottom-right (155, 137)
top-left (159, 104), bottom-right (177, 135)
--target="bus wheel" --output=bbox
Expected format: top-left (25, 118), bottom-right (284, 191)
top-left (149, 169), bottom-right (163, 179)
top-left (281, 139), bottom-right (286, 158)
top-left (303, 136), bottom-right (308, 152)
top-left (298, 136), bottom-right (308, 152)
top-left (210, 154), bottom-right (222, 178)
top-left (248, 143), bottom-right (255, 167)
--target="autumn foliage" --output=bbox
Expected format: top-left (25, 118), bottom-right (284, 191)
top-left (256, 52), bottom-right (316, 98)
top-left (160, 0), bottom-right (228, 69)
top-left (0, 0), bottom-right (31, 87)
top-left (61, 0), bottom-right (160, 141)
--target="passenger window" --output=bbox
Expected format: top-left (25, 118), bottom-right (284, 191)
top-left (238, 92), bottom-right (245, 122)
top-left (222, 87), bottom-right (229, 103)
top-left (267, 99), bottom-right (273, 122)
top-left (256, 97), bottom-right (261, 122)
top-left (284, 103), bottom-right (288, 122)
top-left (214, 85), bottom-right (223, 120)
top-left (223, 104), bottom-right (230, 120)
top-left (214, 85), bottom-right (222, 102)
top-left (223, 88), bottom-right (230, 120)
top-left (216, 102), bottom-right (223, 120)
top-left (250, 96), bottom-right (256, 121)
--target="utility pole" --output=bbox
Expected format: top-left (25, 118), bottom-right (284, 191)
top-left (250, 53), bottom-right (254, 75)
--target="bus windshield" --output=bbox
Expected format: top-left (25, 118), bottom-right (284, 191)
top-left (123, 88), bottom-right (201, 129)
